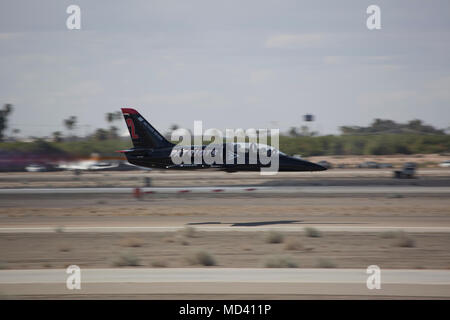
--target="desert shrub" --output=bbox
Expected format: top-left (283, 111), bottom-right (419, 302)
top-left (180, 238), bottom-right (190, 246)
top-left (304, 227), bottom-right (322, 238)
top-left (316, 258), bottom-right (337, 268)
top-left (151, 259), bottom-right (168, 268)
top-left (186, 251), bottom-right (217, 266)
top-left (182, 226), bottom-right (197, 238)
top-left (380, 230), bottom-right (416, 247)
top-left (265, 256), bottom-right (298, 268)
top-left (58, 245), bottom-right (72, 252)
top-left (119, 237), bottom-right (144, 247)
top-left (265, 230), bottom-right (284, 244)
top-left (113, 252), bottom-right (141, 267)
top-left (54, 226), bottom-right (65, 233)
top-left (393, 232), bottom-right (416, 248)
top-left (379, 231), bottom-right (397, 239)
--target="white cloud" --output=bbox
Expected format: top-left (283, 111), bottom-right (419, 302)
top-left (264, 33), bottom-right (323, 48)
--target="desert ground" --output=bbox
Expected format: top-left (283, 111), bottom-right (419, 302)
top-left (1, 230), bottom-right (450, 270)
top-left (1, 193), bottom-right (450, 270)
top-left (0, 168), bottom-right (449, 298)
top-left (307, 153), bottom-right (450, 167)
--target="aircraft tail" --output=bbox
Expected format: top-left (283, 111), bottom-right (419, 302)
top-left (121, 108), bottom-right (174, 149)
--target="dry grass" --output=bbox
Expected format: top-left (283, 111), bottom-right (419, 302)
top-left (379, 231), bottom-right (398, 239)
top-left (393, 232), bottom-right (416, 248)
top-left (112, 252), bottom-right (141, 267)
top-left (180, 238), bottom-right (190, 246)
top-left (58, 245), bottom-right (72, 252)
top-left (265, 230), bottom-right (284, 244)
top-left (185, 251), bottom-right (217, 266)
top-left (162, 236), bottom-right (177, 243)
top-left (284, 237), bottom-right (303, 250)
top-left (2, 229), bottom-right (446, 270)
top-left (304, 227), bottom-right (322, 238)
top-left (241, 244), bottom-right (253, 251)
top-left (182, 226), bottom-right (197, 238)
top-left (54, 226), bottom-right (65, 233)
top-left (151, 259), bottom-right (168, 268)
top-left (163, 234), bottom-right (190, 245)
top-left (380, 230), bottom-right (416, 247)
top-left (316, 258), bottom-right (337, 268)
top-left (264, 256), bottom-right (298, 268)
top-left (119, 237), bottom-right (144, 248)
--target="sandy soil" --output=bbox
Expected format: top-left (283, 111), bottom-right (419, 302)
top-left (0, 194), bottom-right (449, 270)
top-left (1, 231), bottom-right (449, 270)
top-left (1, 169), bottom-right (449, 272)
top-left (1, 196), bottom-right (449, 220)
top-left (308, 153), bottom-right (450, 166)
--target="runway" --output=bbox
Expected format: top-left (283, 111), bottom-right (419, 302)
top-left (1, 268), bottom-right (449, 298)
top-left (1, 186), bottom-right (450, 195)
top-left (1, 168), bottom-right (448, 180)
top-left (1, 172), bottom-right (449, 296)
top-left (1, 225), bottom-right (450, 234)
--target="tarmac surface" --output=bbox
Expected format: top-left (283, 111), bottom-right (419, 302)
top-left (1, 225), bottom-right (450, 233)
top-left (1, 169), bottom-right (449, 299)
top-left (1, 186), bottom-right (450, 194)
top-left (1, 268), bottom-right (449, 298)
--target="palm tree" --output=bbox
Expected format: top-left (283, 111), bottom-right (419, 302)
top-left (105, 111), bottom-right (122, 124)
top-left (52, 131), bottom-right (63, 143)
top-left (63, 116), bottom-right (77, 139)
top-left (105, 111), bottom-right (122, 140)
top-left (0, 103), bottom-right (13, 142)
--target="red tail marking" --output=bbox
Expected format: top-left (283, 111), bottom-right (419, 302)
top-left (126, 118), bottom-right (139, 139)
top-left (121, 108), bottom-right (138, 114)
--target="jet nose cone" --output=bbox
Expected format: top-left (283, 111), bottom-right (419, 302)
top-left (285, 157), bottom-right (328, 171)
top-left (313, 163), bottom-right (328, 171)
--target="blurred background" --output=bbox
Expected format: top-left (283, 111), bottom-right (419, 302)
top-left (0, 0), bottom-right (449, 299)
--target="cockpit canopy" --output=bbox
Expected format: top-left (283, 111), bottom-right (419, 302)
top-left (170, 142), bottom-right (285, 156)
top-left (229, 142), bottom-right (285, 156)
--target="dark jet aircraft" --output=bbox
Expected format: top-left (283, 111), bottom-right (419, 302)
top-left (119, 108), bottom-right (326, 172)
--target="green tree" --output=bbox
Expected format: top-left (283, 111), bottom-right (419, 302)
top-left (105, 111), bottom-right (122, 139)
top-left (63, 116), bottom-right (77, 137)
top-left (108, 126), bottom-right (119, 139)
top-left (93, 128), bottom-right (109, 140)
top-left (288, 127), bottom-right (299, 137)
top-left (0, 104), bottom-right (13, 142)
top-left (52, 131), bottom-right (63, 143)
top-left (105, 111), bottom-right (122, 124)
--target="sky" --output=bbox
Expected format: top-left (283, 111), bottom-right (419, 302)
top-left (0, 0), bottom-right (449, 137)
